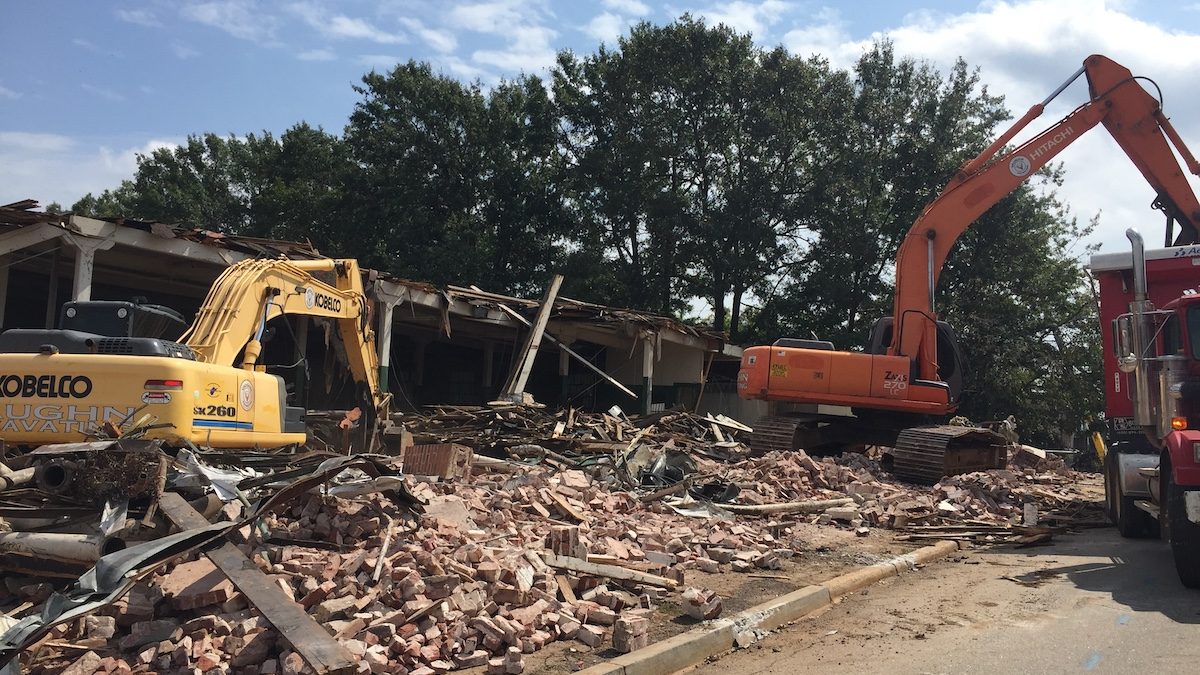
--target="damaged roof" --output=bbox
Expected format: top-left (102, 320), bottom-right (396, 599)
top-left (0, 200), bottom-right (321, 260)
top-left (3, 199), bottom-right (728, 348)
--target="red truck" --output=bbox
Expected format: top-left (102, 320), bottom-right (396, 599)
top-left (1093, 231), bottom-right (1200, 586)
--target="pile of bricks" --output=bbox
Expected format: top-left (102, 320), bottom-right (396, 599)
top-left (16, 413), bottom-right (1099, 674)
top-left (701, 446), bottom-right (1098, 530)
top-left (29, 462), bottom-right (794, 675)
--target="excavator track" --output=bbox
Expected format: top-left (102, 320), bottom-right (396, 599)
top-left (747, 415), bottom-right (801, 455)
top-left (890, 425), bottom-right (1009, 485)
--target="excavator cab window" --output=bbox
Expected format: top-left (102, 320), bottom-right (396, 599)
top-left (866, 316), bottom-right (965, 402)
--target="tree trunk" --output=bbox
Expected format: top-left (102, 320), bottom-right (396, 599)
top-left (730, 284), bottom-right (744, 340)
top-left (712, 288), bottom-right (727, 334)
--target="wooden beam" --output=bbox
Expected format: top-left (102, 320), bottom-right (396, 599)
top-left (540, 552), bottom-right (679, 589)
top-left (500, 274), bottom-right (563, 401)
top-left (477, 287), bottom-right (638, 399)
top-left (718, 497), bottom-right (855, 515)
top-left (158, 493), bottom-right (356, 675)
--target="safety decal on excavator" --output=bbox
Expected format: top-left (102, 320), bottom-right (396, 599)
top-left (1008, 156), bottom-right (1031, 177)
top-left (769, 364), bottom-right (787, 377)
top-left (239, 380), bottom-right (254, 411)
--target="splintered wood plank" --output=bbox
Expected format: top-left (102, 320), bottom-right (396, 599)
top-left (159, 493), bottom-right (356, 675)
top-left (545, 490), bottom-right (587, 523)
top-left (541, 552), bottom-right (678, 589)
top-left (555, 574), bottom-right (578, 602)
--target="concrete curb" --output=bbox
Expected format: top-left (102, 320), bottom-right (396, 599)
top-left (576, 539), bottom-right (961, 675)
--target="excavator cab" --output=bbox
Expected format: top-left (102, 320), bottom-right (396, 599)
top-left (866, 317), bottom-right (966, 404)
top-left (60, 300), bottom-right (188, 340)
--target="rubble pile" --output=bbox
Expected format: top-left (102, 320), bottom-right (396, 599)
top-left (405, 406), bottom-right (749, 463)
top-left (2, 407), bottom-right (1104, 675)
top-left (20, 464), bottom-right (817, 675)
top-left (693, 443), bottom-right (1099, 532)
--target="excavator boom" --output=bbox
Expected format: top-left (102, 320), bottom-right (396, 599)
top-left (894, 54), bottom-right (1200, 380)
top-left (180, 257), bottom-right (388, 418)
top-left (738, 54), bottom-right (1200, 482)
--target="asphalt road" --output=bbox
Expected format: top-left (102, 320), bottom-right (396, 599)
top-left (695, 528), bottom-right (1200, 675)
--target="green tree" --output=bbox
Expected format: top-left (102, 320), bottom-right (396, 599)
top-left (241, 123), bottom-right (355, 253)
top-left (477, 76), bottom-right (570, 295)
top-left (344, 62), bottom-right (488, 281)
top-left (122, 134), bottom-right (252, 230)
top-left (554, 18), bottom-right (838, 328)
top-left (748, 43), bottom-right (1007, 348)
top-left (71, 182), bottom-right (136, 218)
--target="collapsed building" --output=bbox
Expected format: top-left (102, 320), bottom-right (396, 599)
top-left (0, 202), bottom-right (1105, 675)
top-left (0, 201), bottom-right (753, 421)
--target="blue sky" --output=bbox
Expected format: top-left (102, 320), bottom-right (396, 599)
top-left (3, 0), bottom-right (1200, 255)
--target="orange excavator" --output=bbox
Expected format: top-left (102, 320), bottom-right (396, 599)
top-left (738, 54), bottom-right (1200, 483)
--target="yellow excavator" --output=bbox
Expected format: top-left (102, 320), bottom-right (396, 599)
top-left (0, 258), bottom-right (390, 451)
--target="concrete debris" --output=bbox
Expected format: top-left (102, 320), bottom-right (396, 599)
top-left (681, 587), bottom-right (723, 620)
top-left (2, 403), bottom-right (1103, 674)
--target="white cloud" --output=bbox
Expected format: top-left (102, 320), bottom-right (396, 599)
top-left (683, 0), bottom-right (793, 38)
top-left (472, 25), bottom-right (558, 73)
top-left (775, 0), bottom-right (1200, 255)
top-left (583, 12), bottom-right (630, 43)
top-left (0, 132), bottom-right (75, 153)
top-left (399, 17), bottom-right (457, 53)
top-left (450, 1), bottom-right (559, 74)
top-left (181, 1), bottom-right (279, 42)
top-left (326, 15), bottom-right (405, 43)
top-left (71, 38), bottom-right (122, 57)
top-left (81, 84), bottom-right (126, 102)
top-left (116, 8), bottom-right (162, 28)
top-left (441, 56), bottom-right (495, 82)
top-left (359, 54), bottom-right (401, 71)
top-left (603, 0), bottom-right (650, 14)
top-left (172, 42), bottom-right (201, 59)
top-left (0, 135), bottom-right (181, 207)
top-left (0, 84), bottom-right (20, 100)
top-left (449, 1), bottom-right (530, 33)
top-left (782, 7), bottom-right (849, 59)
top-left (296, 48), bottom-right (336, 61)
top-left (288, 3), bottom-right (406, 44)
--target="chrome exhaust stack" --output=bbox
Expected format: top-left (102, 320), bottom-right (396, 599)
top-left (1124, 228), bottom-right (1157, 429)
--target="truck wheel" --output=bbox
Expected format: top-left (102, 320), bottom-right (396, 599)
top-left (1105, 449), bottom-right (1157, 538)
top-left (1164, 463), bottom-right (1200, 588)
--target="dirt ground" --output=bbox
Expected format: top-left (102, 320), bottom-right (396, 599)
top-left (681, 523), bottom-right (1200, 675)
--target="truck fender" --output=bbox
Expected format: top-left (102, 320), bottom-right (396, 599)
top-left (1163, 430), bottom-right (1200, 488)
top-left (1113, 451), bottom-right (1157, 499)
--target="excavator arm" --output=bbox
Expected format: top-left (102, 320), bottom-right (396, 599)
top-left (178, 258), bottom-right (390, 418)
top-left (893, 54), bottom-right (1200, 381)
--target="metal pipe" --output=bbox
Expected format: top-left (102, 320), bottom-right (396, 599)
top-left (0, 467), bottom-right (34, 492)
top-left (0, 532), bottom-right (125, 564)
top-left (927, 231), bottom-right (936, 313)
top-left (1042, 64), bottom-right (1087, 106)
top-left (1126, 228), bottom-right (1156, 428)
top-left (1128, 228), bottom-right (1148, 302)
top-left (34, 459), bottom-right (78, 495)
